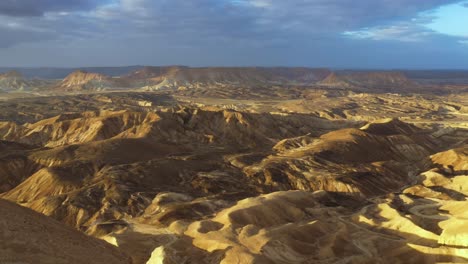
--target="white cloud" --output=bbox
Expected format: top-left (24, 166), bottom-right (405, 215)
top-left (249, 0), bottom-right (272, 8)
top-left (344, 23), bottom-right (434, 42)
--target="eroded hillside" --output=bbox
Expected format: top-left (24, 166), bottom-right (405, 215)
top-left (0, 91), bottom-right (466, 263)
top-left (0, 68), bottom-right (467, 264)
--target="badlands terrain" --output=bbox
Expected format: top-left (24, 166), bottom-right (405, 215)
top-left (0, 66), bottom-right (467, 264)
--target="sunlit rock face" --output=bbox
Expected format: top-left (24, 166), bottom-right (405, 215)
top-left (55, 70), bottom-right (129, 92)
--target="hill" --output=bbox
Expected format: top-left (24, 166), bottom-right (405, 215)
top-left (319, 71), bottom-right (416, 92)
top-left (0, 198), bottom-right (130, 264)
top-left (55, 70), bottom-right (129, 91)
top-left (124, 66), bottom-right (331, 90)
top-left (0, 71), bottom-right (33, 91)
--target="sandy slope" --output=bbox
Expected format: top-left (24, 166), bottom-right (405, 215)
top-left (0, 199), bottom-right (131, 264)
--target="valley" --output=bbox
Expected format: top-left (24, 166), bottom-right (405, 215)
top-left (0, 66), bottom-right (467, 264)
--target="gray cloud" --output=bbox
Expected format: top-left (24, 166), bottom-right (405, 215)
top-left (237, 0), bottom-right (456, 30)
top-left (2, 0), bottom-right (464, 43)
top-left (0, 27), bottom-right (53, 48)
top-left (0, 0), bottom-right (467, 67)
top-left (87, 0), bottom-right (464, 45)
top-left (0, 0), bottom-right (98, 17)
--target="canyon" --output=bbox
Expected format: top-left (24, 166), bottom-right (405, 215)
top-left (0, 66), bottom-right (467, 264)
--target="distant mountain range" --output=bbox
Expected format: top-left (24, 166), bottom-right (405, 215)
top-left (3, 66), bottom-right (333, 92)
top-left (319, 71), bottom-right (416, 91)
top-left (1, 66), bottom-right (468, 93)
top-left (0, 70), bottom-right (55, 91)
top-left (0, 66), bottom-right (143, 79)
top-left (1, 66), bottom-right (468, 80)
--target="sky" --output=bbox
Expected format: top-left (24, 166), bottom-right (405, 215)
top-left (0, 0), bottom-right (467, 68)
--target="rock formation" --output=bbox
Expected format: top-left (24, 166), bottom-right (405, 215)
top-left (56, 70), bottom-right (128, 91)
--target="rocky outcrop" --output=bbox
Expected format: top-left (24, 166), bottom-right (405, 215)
top-left (56, 70), bottom-right (128, 91)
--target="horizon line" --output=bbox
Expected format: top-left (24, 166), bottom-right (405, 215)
top-left (1, 65), bottom-right (468, 71)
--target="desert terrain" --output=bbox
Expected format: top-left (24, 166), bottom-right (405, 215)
top-left (0, 67), bottom-right (467, 264)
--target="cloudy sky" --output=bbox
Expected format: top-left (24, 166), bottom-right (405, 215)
top-left (0, 0), bottom-right (467, 68)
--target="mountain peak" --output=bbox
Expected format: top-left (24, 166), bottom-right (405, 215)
top-left (0, 70), bottom-right (23, 79)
